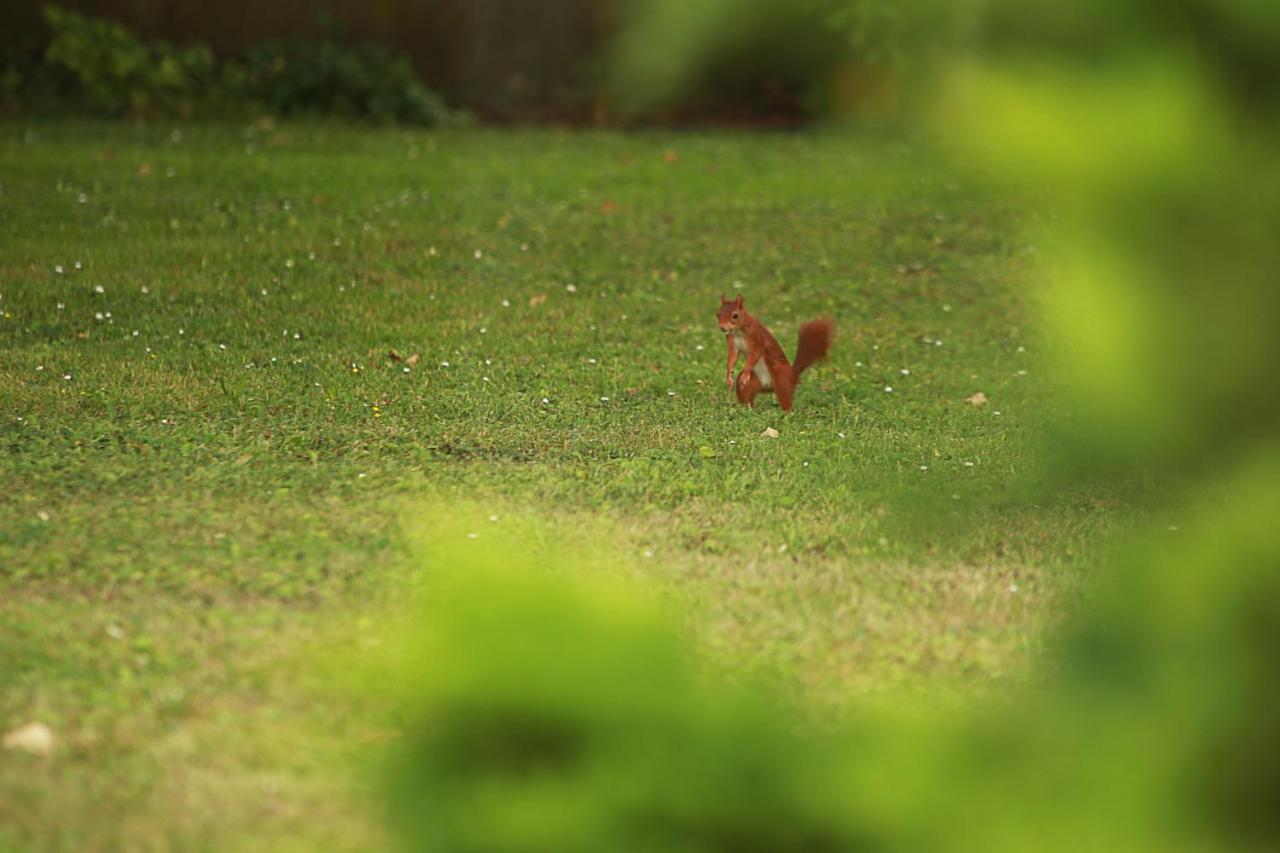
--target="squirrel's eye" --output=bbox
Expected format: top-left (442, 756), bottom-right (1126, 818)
top-left (732, 312), bottom-right (739, 320)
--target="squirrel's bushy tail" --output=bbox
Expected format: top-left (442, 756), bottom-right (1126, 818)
top-left (793, 318), bottom-right (832, 379)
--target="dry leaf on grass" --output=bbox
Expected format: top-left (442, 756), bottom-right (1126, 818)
top-left (3, 722), bottom-right (54, 756)
top-left (529, 293), bottom-right (548, 307)
top-left (966, 392), bottom-right (988, 407)
top-left (761, 427), bottom-right (780, 438)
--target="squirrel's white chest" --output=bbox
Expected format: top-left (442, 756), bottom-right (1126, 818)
top-left (733, 332), bottom-right (772, 389)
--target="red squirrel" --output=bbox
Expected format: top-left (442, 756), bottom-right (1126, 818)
top-left (717, 294), bottom-right (832, 411)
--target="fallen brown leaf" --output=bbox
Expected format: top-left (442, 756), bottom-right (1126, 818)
top-left (406, 353), bottom-right (420, 366)
top-left (3, 722), bottom-right (54, 756)
top-left (965, 391), bottom-right (988, 407)
top-left (529, 293), bottom-right (548, 306)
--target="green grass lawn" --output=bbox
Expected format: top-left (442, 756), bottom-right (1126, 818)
top-left (1, 121), bottom-right (1130, 850)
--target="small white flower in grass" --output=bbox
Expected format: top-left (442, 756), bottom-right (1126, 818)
top-left (565, 283), bottom-right (577, 293)
top-left (63, 374), bottom-right (71, 381)
top-left (994, 410), bottom-right (1002, 416)
top-left (293, 333), bottom-right (300, 340)
top-left (541, 397), bottom-right (549, 404)
top-left (483, 376), bottom-right (490, 382)
top-left (57, 303), bottom-right (65, 310)
top-left (105, 311), bottom-right (111, 319)
top-left (667, 390), bottom-right (676, 397)
top-left (777, 543), bottom-right (788, 554)
top-left (439, 361), bottom-right (450, 368)
top-left (54, 264), bottom-right (64, 274)
top-left (600, 396), bottom-right (609, 402)
top-left (403, 367), bottom-right (410, 373)
top-left (1017, 345), bottom-right (1026, 353)
top-left (695, 344), bottom-right (704, 351)
top-left (643, 549), bottom-right (654, 558)
top-left (94, 284), bottom-right (105, 294)
top-left (358, 473), bottom-right (367, 479)
top-left (855, 361), bottom-right (863, 368)
top-left (473, 250), bottom-right (482, 259)
top-left (919, 465), bottom-right (928, 471)
top-left (884, 386), bottom-right (893, 392)
top-left (588, 358), bottom-right (597, 365)
top-left (178, 328), bottom-right (184, 335)
top-left (333, 238), bottom-right (341, 247)
top-left (132, 330), bottom-right (139, 337)
top-left (78, 193), bottom-right (88, 204)
top-left (74, 261), bottom-right (82, 270)
top-left (95, 312), bottom-right (104, 320)
top-left (140, 286), bottom-right (149, 294)
top-left (285, 258), bottom-right (295, 269)
top-left (466, 532), bottom-right (479, 539)
top-left (872, 344), bottom-right (879, 350)
top-left (1016, 369), bottom-right (1027, 376)
top-left (934, 340), bottom-right (943, 347)
top-left (219, 344), bottom-right (227, 350)
top-left (37, 511), bottom-right (50, 522)
top-left (1169, 525), bottom-right (1179, 532)
top-left (308, 252), bottom-right (316, 261)
top-left (803, 462), bottom-right (809, 467)
top-left (36, 365), bottom-right (43, 371)
top-left (479, 327), bottom-right (487, 335)
top-left (837, 431), bottom-right (845, 439)
top-left (964, 461), bottom-right (975, 467)
top-left (428, 246), bottom-right (436, 256)
top-left (900, 368), bottom-right (910, 375)
top-left (520, 243), bottom-right (529, 251)
top-left (147, 348), bottom-right (152, 354)
top-left (261, 288), bottom-right (268, 296)
top-left (1008, 583), bottom-right (1019, 593)
top-left (942, 304), bottom-right (952, 312)
top-left (485, 359), bottom-right (492, 366)
top-left (488, 515), bottom-right (499, 522)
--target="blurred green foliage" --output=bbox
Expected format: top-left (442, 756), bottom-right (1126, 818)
top-left (7, 5), bottom-right (453, 123)
top-left (940, 0), bottom-right (1280, 476)
top-left (611, 0), bottom-right (965, 119)
top-left (375, 476), bottom-right (1279, 852)
top-left (42, 4), bottom-right (219, 117)
top-left (240, 38), bottom-right (449, 124)
top-left (375, 518), bottom-right (866, 852)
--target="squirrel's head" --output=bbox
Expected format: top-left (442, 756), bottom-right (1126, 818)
top-left (717, 294), bottom-right (745, 334)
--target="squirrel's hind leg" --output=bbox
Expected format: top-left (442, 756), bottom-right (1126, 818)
top-left (772, 364), bottom-right (795, 411)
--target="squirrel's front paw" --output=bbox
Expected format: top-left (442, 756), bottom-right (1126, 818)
top-left (725, 374), bottom-right (735, 389)
top-left (737, 371), bottom-right (751, 389)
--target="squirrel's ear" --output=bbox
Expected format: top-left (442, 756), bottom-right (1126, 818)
top-left (735, 294), bottom-right (743, 307)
